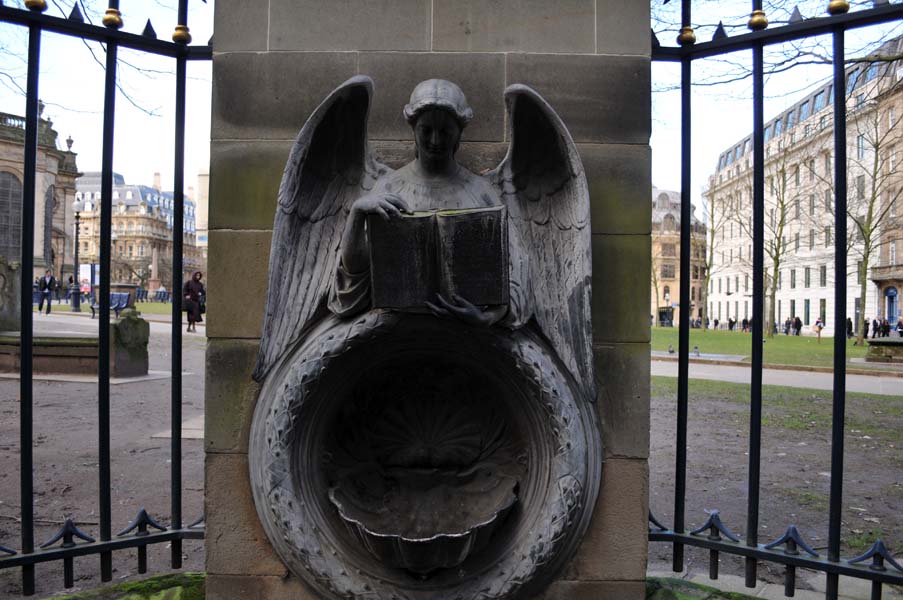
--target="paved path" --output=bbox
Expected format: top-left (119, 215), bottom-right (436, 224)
top-left (652, 359), bottom-right (903, 396)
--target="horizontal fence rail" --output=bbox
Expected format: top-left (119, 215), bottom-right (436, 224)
top-left (0, 1), bottom-right (210, 596)
top-left (651, 2), bottom-right (903, 600)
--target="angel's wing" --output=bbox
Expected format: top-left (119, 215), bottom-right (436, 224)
top-left (489, 85), bottom-right (594, 401)
top-left (253, 76), bottom-right (390, 382)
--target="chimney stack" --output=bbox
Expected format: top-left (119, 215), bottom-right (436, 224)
top-left (153, 172), bottom-right (161, 191)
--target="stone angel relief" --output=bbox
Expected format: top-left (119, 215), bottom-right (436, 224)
top-left (248, 76), bottom-right (602, 600)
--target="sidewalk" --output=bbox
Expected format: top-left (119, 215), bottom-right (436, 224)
top-left (651, 350), bottom-right (903, 378)
top-left (648, 569), bottom-right (903, 599)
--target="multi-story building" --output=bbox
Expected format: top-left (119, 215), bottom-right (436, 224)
top-left (0, 107), bottom-right (80, 280)
top-left (195, 168), bottom-right (209, 268)
top-left (650, 186), bottom-right (707, 326)
top-left (704, 36), bottom-right (903, 337)
top-left (75, 172), bottom-right (202, 290)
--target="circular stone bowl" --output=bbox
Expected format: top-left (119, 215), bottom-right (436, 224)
top-left (328, 468), bottom-right (518, 575)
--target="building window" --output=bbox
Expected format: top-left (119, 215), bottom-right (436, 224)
top-left (892, 239), bottom-right (898, 264)
top-left (825, 189), bottom-right (831, 211)
top-left (890, 107), bottom-right (897, 129)
top-left (661, 243), bottom-right (676, 257)
top-left (820, 299), bottom-right (826, 323)
top-left (820, 265), bottom-right (827, 287)
top-left (777, 270), bottom-right (782, 290)
top-left (790, 299), bottom-right (796, 320)
top-left (825, 226), bottom-right (832, 247)
top-left (744, 274), bottom-right (749, 292)
top-left (857, 134), bottom-right (865, 160)
top-left (794, 198), bottom-right (800, 219)
top-left (790, 269), bottom-right (796, 289)
top-left (727, 277), bottom-right (731, 294)
top-left (691, 287), bottom-right (696, 301)
top-left (0, 172), bottom-right (23, 261)
top-left (661, 264), bottom-right (676, 279)
top-left (804, 267), bottom-right (811, 288)
top-left (795, 232), bottom-right (800, 251)
top-left (809, 229), bottom-right (815, 250)
top-left (663, 285), bottom-right (671, 302)
top-left (857, 174), bottom-right (866, 200)
top-left (809, 194), bottom-right (816, 216)
top-left (718, 278), bottom-right (722, 293)
top-left (794, 165), bottom-right (800, 186)
top-left (804, 299), bottom-right (811, 325)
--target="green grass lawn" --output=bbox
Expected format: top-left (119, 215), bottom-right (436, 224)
top-left (33, 300), bottom-right (177, 315)
top-left (651, 326), bottom-right (870, 368)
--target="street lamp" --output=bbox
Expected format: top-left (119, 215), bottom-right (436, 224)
top-left (70, 199), bottom-right (84, 312)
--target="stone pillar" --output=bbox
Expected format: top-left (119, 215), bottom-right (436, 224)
top-left (206, 1), bottom-right (650, 598)
top-left (0, 258), bottom-right (21, 332)
top-left (148, 245), bottom-right (161, 291)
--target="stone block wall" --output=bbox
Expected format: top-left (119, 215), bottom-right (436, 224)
top-left (206, 1), bottom-right (651, 598)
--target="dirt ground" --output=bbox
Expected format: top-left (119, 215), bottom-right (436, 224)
top-left (1, 315), bottom-right (901, 597)
top-left (0, 312), bottom-right (206, 598)
top-left (648, 376), bottom-right (903, 589)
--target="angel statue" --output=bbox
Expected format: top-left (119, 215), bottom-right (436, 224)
top-left (249, 76), bottom-right (603, 600)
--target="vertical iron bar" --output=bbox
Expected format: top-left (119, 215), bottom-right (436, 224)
top-left (98, 38), bottom-right (118, 584)
top-left (785, 565), bottom-right (797, 597)
top-left (177, 0), bottom-right (189, 26)
top-left (170, 50), bottom-right (187, 569)
top-left (18, 21), bottom-right (41, 598)
top-left (63, 557), bottom-right (73, 588)
top-left (826, 24), bottom-right (848, 600)
top-left (673, 48), bottom-right (692, 574)
top-left (746, 38), bottom-right (766, 589)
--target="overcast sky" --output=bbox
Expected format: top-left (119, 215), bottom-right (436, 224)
top-left (0, 1), bottom-right (900, 211)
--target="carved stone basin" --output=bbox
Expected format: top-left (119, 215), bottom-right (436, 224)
top-left (329, 467), bottom-right (517, 574)
top-left (249, 313), bottom-right (602, 600)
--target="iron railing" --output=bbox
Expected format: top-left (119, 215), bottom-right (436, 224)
top-left (0, 1), bottom-right (211, 595)
top-left (651, 2), bottom-right (903, 599)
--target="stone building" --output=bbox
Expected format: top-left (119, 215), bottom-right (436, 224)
top-left (0, 107), bottom-right (80, 280)
top-left (650, 186), bottom-right (707, 326)
top-left (704, 36), bottom-right (903, 336)
top-left (206, 1), bottom-right (651, 598)
top-left (75, 172), bottom-right (202, 290)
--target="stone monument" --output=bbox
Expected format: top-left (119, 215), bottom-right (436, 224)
top-left (206, 2), bottom-right (651, 598)
top-left (0, 257), bottom-right (20, 332)
top-left (249, 77), bottom-right (600, 599)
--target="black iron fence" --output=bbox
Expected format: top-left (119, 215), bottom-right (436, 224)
top-left (651, 2), bottom-right (903, 599)
top-left (0, 1), bottom-right (210, 595)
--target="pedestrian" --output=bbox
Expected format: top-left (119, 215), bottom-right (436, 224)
top-left (882, 318), bottom-right (891, 338)
top-left (846, 317), bottom-right (853, 339)
top-left (182, 271), bottom-right (205, 333)
top-left (896, 318), bottom-right (903, 337)
top-left (814, 317), bottom-right (824, 343)
top-left (742, 317), bottom-right (749, 332)
top-left (794, 316), bottom-right (802, 336)
top-left (872, 318), bottom-right (880, 339)
top-left (714, 318), bottom-right (719, 330)
top-left (37, 269), bottom-right (56, 315)
top-left (784, 317), bottom-right (791, 335)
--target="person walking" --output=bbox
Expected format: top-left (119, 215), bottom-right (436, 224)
top-left (814, 317), bottom-right (824, 343)
top-left (182, 271), bottom-right (206, 333)
top-left (872, 318), bottom-right (880, 339)
top-left (794, 316), bottom-right (802, 336)
top-left (846, 317), bottom-right (853, 339)
top-left (37, 269), bottom-right (56, 315)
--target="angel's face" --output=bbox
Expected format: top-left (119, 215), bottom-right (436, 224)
top-left (413, 108), bottom-right (461, 169)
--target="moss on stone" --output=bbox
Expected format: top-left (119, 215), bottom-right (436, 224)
top-left (50, 572), bottom-right (204, 600)
top-left (646, 577), bottom-right (759, 600)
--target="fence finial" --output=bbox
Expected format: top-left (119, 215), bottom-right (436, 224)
top-left (24, 0), bottom-right (47, 12)
top-left (748, 10), bottom-right (769, 31)
top-left (827, 1), bottom-right (850, 14)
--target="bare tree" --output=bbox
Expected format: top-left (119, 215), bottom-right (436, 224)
top-left (699, 184), bottom-right (733, 331)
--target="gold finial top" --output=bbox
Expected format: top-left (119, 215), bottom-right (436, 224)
top-left (677, 26), bottom-right (696, 46)
top-left (24, 0), bottom-right (48, 12)
top-left (827, 1), bottom-right (850, 15)
top-left (748, 10), bottom-right (769, 31)
top-left (102, 8), bottom-right (123, 29)
top-left (172, 24), bottom-right (192, 44)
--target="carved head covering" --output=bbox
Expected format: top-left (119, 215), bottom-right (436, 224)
top-left (403, 79), bottom-right (473, 128)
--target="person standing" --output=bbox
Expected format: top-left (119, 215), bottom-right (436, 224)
top-left (872, 318), bottom-right (880, 339)
top-left (846, 317), bottom-right (854, 339)
top-left (814, 317), bottom-right (824, 343)
top-left (794, 316), bottom-right (802, 336)
top-left (37, 269), bottom-right (56, 315)
top-left (182, 271), bottom-right (205, 333)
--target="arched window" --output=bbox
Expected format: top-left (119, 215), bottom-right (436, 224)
top-left (663, 214), bottom-right (677, 232)
top-left (663, 285), bottom-right (671, 301)
top-left (0, 172), bottom-right (23, 261)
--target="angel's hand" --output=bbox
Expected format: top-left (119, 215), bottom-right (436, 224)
top-left (351, 193), bottom-right (411, 221)
top-left (425, 294), bottom-right (505, 327)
